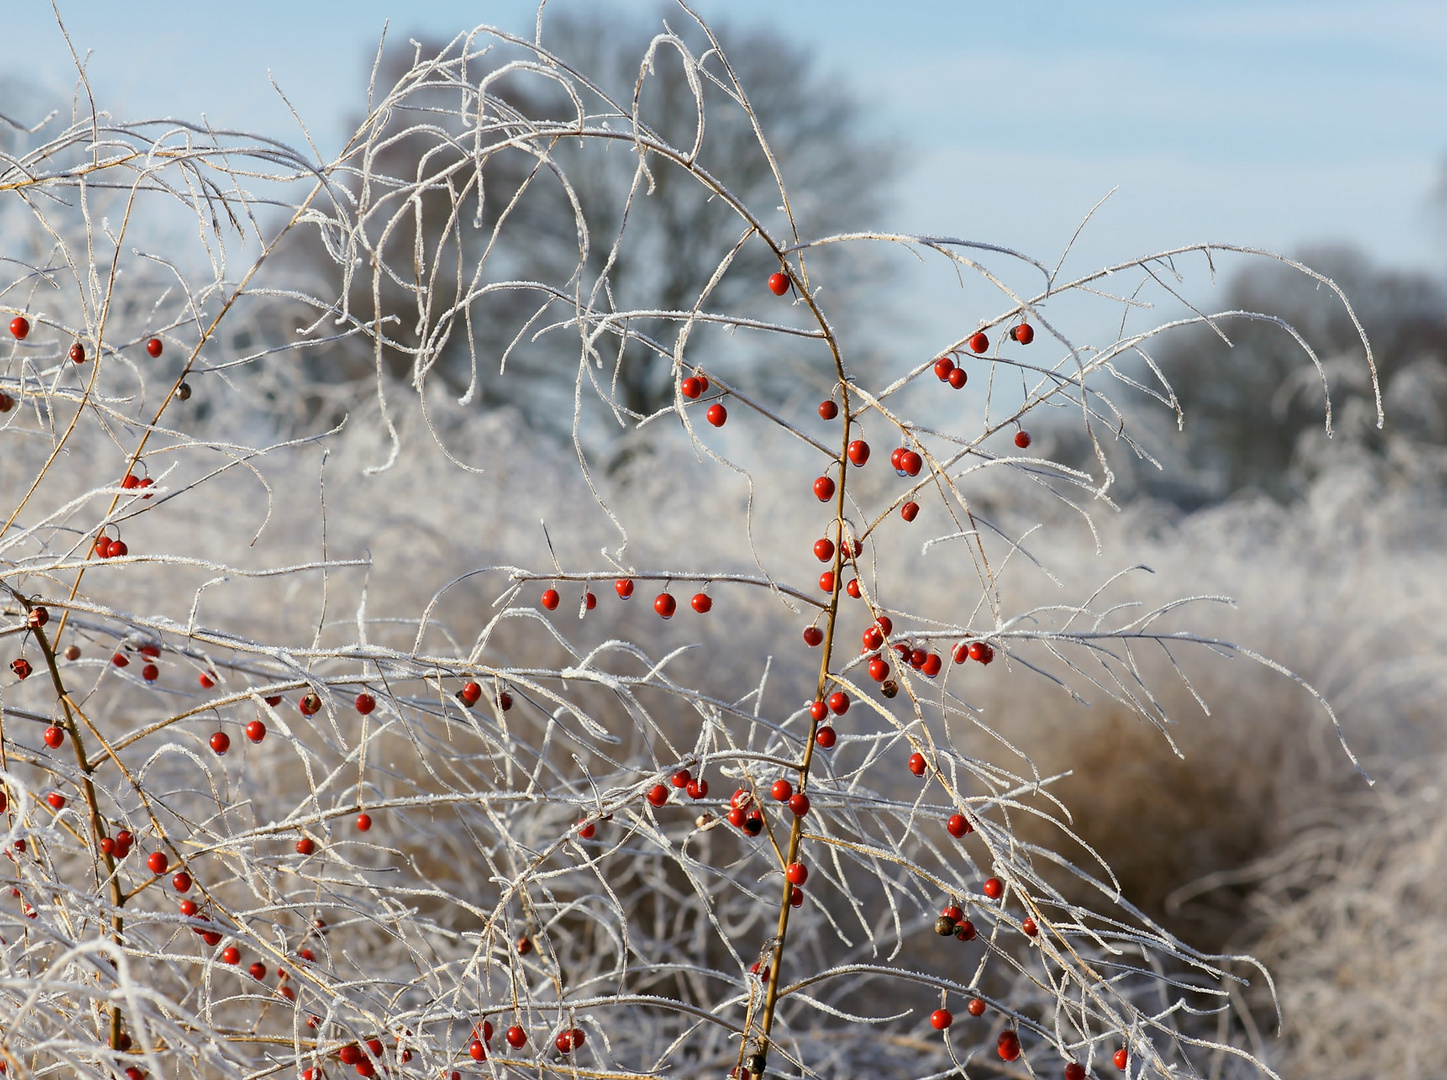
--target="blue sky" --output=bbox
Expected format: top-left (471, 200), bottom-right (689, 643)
top-left (6, 1), bottom-right (1446, 353)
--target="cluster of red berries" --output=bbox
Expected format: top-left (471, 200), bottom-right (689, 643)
top-left (932, 354), bottom-right (968, 390)
top-left (8, 314), bottom-right (164, 361)
top-left (93, 530), bottom-right (130, 558)
top-left (647, 768), bottom-right (711, 808)
top-left (606, 578), bottom-right (713, 618)
top-left (952, 640), bottom-right (995, 665)
top-left (456, 680), bottom-right (512, 711)
top-left (679, 369), bottom-right (728, 427)
top-left (726, 788), bottom-right (766, 836)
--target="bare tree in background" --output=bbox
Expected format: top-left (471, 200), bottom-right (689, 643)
top-left (1069, 246), bottom-right (1447, 508)
top-left (285, 7), bottom-right (895, 462)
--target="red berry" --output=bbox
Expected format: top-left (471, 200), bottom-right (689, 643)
top-left (459, 681), bottom-right (482, 706)
top-left (982, 877), bottom-right (1004, 900)
top-left (908, 753), bottom-right (926, 777)
top-left (672, 769), bottom-right (691, 788)
top-left (43, 726), bottom-right (64, 749)
top-left (706, 402), bottom-right (727, 427)
top-left (900, 500), bottom-right (920, 522)
top-left (731, 789), bottom-right (754, 810)
top-left (922, 652), bottom-right (942, 677)
top-left (680, 376), bottom-right (702, 399)
top-left (110, 539), bottom-right (128, 557)
top-left (584, 590), bottom-right (597, 610)
top-left (818, 399), bottom-right (838, 420)
top-left (147, 851), bottom-right (168, 874)
top-left (813, 537), bottom-right (835, 562)
top-left (695, 374), bottom-right (710, 394)
top-left (727, 806), bottom-right (746, 828)
top-left (941, 904), bottom-right (963, 921)
top-left (1014, 322), bottom-right (1034, 345)
top-left (815, 726), bottom-right (836, 749)
top-left (506, 1025), bottom-right (527, 1048)
top-left (248, 961), bottom-right (266, 980)
top-left (647, 783), bottom-right (668, 807)
top-left (818, 571), bottom-right (835, 593)
top-left (788, 792), bottom-right (810, 817)
top-left (868, 657), bottom-right (889, 681)
top-left (768, 271), bottom-right (790, 296)
top-left (847, 440), bottom-right (870, 466)
top-left (862, 626), bottom-right (883, 651)
top-left (356, 813), bottom-right (372, 832)
top-left (934, 356), bottom-right (955, 380)
top-left (515, 935), bottom-right (532, 955)
top-left (578, 819), bottom-right (596, 839)
top-left (1022, 917), bottom-right (1038, 937)
top-left (969, 641), bottom-right (995, 665)
top-left (948, 367), bottom-right (968, 389)
top-left (803, 626), bottom-right (823, 647)
top-left (264, 695), bottom-right (282, 706)
top-left (813, 475), bottom-right (835, 502)
top-left (209, 731), bottom-right (230, 755)
top-left (496, 690), bottom-right (513, 711)
top-left (997, 1030), bottom-right (1020, 1061)
top-left (615, 578), bottom-right (634, 600)
top-left (221, 946), bottom-right (240, 965)
top-left (69, 342), bottom-right (86, 364)
top-left (172, 872), bottom-right (192, 892)
top-left (245, 720), bottom-right (266, 743)
top-left (469, 1039), bottom-right (486, 1061)
top-left (966, 997), bottom-right (986, 1017)
top-left (898, 450), bottom-right (922, 476)
top-left (827, 691), bottom-right (849, 715)
top-left (146, 337), bottom-right (163, 357)
top-left (809, 699), bottom-right (828, 721)
top-left (930, 1008), bottom-right (952, 1030)
top-left (0, 391), bottom-right (12, 411)
top-left (1114, 1048), bottom-right (1128, 1070)
top-left (691, 592), bottom-right (712, 613)
top-left (27, 606), bottom-right (47, 628)
top-left (969, 331), bottom-right (989, 354)
top-left (142, 662), bottom-right (159, 682)
top-left (790, 886), bottom-right (804, 907)
top-left (299, 692), bottom-right (322, 715)
top-left (555, 1028), bottom-right (585, 1053)
top-left (785, 862), bottom-right (808, 885)
top-left (10, 657), bottom-right (31, 680)
top-left (845, 578), bottom-right (862, 599)
top-left (541, 588), bottom-right (560, 610)
top-left (1014, 430), bottom-right (1032, 449)
top-left (46, 791), bottom-right (66, 810)
top-left (770, 779), bottom-right (792, 802)
top-left (654, 592), bottom-right (677, 619)
top-left (355, 692), bottom-right (376, 714)
top-left (199, 671), bottom-right (216, 689)
top-left (1065, 1064), bottom-right (1086, 1080)
top-left (296, 837), bottom-right (315, 855)
top-left (9, 316), bottom-right (29, 339)
top-left (952, 642), bottom-right (969, 664)
top-left (686, 777), bottom-right (709, 799)
top-left (955, 918), bottom-right (977, 941)
top-left (947, 813), bottom-right (973, 838)
top-left (742, 811), bottom-right (764, 836)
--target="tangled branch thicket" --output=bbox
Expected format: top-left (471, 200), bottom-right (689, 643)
top-left (0, 8), bottom-right (1382, 1080)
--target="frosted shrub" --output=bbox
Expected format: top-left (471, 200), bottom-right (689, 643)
top-left (0, 8), bottom-right (1375, 1079)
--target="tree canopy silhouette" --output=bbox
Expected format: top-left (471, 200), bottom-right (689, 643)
top-left (286, 7), bottom-right (896, 461)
